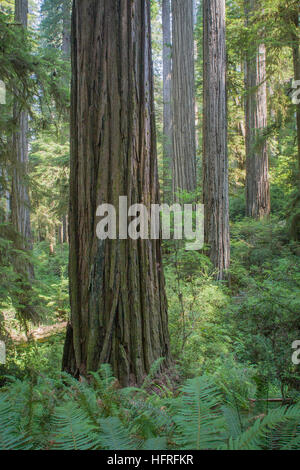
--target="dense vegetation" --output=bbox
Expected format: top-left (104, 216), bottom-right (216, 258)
top-left (0, 0), bottom-right (299, 451)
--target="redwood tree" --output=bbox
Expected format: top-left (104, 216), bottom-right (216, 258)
top-left (244, 0), bottom-right (270, 219)
top-left (11, 0), bottom-right (33, 254)
top-left (9, 0), bottom-right (37, 323)
top-left (203, 0), bottom-right (230, 281)
top-left (162, 0), bottom-right (172, 202)
top-left (290, 4), bottom-right (300, 188)
top-left (62, 0), bottom-right (170, 386)
top-left (61, 0), bottom-right (71, 243)
top-left (172, 0), bottom-right (197, 198)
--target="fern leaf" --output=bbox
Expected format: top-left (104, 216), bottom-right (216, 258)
top-left (172, 376), bottom-right (225, 450)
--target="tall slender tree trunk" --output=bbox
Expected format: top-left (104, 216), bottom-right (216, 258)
top-left (244, 0), bottom-right (270, 219)
top-left (62, 0), bottom-right (71, 58)
top-left (284, 1), bottom-right (300, 241)
top-left (193, 0), bottom-right (199, 152)
top-left (203, 0), bottom-right (230, 281)
top-left (172, 0), bottom-right (197, 199)
top-left (10, 0), bottom-right (37, 323)
top-left (291, 7), bottom-right (300, 187)
top-left (62, 214), bottom-right (68, 243)
top-left (11, 0), bottom-right (33, 267)
top-left (61, 0), bottom-right (71, 243)
top-left (162, 0), bottom-right (172, 202)
top-left (62, 0), bottom-right (170, 386)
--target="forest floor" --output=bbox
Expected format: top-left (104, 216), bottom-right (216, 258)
top-left (9, 319), bottom-right (66, 344)
top-left (2, 308), bottom-right (66, 344)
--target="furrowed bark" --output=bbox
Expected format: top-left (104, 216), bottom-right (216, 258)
top-left (244, 0), bottom-right (270, 219)
top-left (203, 0), bottom-right (230, 281)
top-left (62, 0), bottom-right (170, 386)
top-left (162, 0), bottom-right (173, 203)
top-left (172, 0), bottom-right (197, 199)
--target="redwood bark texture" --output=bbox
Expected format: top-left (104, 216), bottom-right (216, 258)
top-left (244, 0), bottom-right (270, 219)
top-left (162, 0), bottom-right (172, 202)
top-left (172, 0), bottom-right (197, 198)
top-left (203, 0), bottom-right (230, 281)
top-left (62, 0), bottom-right (170, 386)
top-left (11, 0), bottom-right (32, 251)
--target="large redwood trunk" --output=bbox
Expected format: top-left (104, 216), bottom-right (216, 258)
top-left (244, 0), bottom-right (270, 219)
top-left (62, 0), bottom-right (170, 386)
top-left (162, 0), bottom-right (173, 202)
top-left (203, 0), bottom-right (230, 281)
top-left (171, 0), bottom-right (197, 198)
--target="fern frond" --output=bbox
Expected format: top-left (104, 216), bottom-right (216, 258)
top-left (172, 376), bottom-right (225, 450)
top-left (141, 358), bottom-right (166, 391)
top-left (142, 437), bottom-right (168, 450)
top-left (228, 405), bottom-right (300, 450)
top-left (222, 405), bottom-right (243, 439)
top-left (50, 401), bottom-right (101, 450)
top-left (0, 393), bottom-right (32, 450)
top-left (90, 364), bottom-right (116, 393)
top-left (98, 417), bottom-right (136, 450)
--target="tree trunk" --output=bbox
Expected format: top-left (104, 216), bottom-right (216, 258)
top-left (61, 0), bottom-right (71, 244)
top-left (291, 7), bottom-right (300, 187)
top-left (244, 0), bottom-right (270, 219)
top-left (62, 0), bottom-right (170, 386)
top-left (58, 215), bottom-right (68, 244)
top-left (172, 0), bottom-right (197, 199)
top-left (9, 0), bottom-right (37, 324)
top-left (203, 0), bottom-right (230, 281)
top-left (162, 0), bottom-right (172, 202)
top-left (193, 0), bottom-right (199, 152)
top-left (62, 0), bottom-right (71, 58)
top-left (62, 214), bottom-right (68, 243)
top-left (11, 0), bottom-right (34, 268)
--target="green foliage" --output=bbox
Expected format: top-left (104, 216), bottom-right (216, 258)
top-left (0, 240), bottom-right (68, 378)
top-left (165, 247), bottom-right (231, 377)
top-left (0, 223), bottom-right (40, 327)
top-left (214, 356), bottom-right (257, 411)
top-left (229, 217), bottom-right (300, 394)
top-left (0, 0), bottom-right (71, 331)
top-left (227, 405), bottom-right (300, 450)
top-left (172, 376), bottom-right (225, 450)
top-left (33, 242), bottom-right (69, 320)
top-left (0, 0), bottom-right (300, 452)
top-left (0, 365), bottom-right (300, 451)
top-left (50, 402), bottom-right (102, 450)
top-left (0, 9), bottom-right (36, 106)
top-left (40, 0), bottom-right (71, 52)
top-left (0, 392), bottom-right (32, 450)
